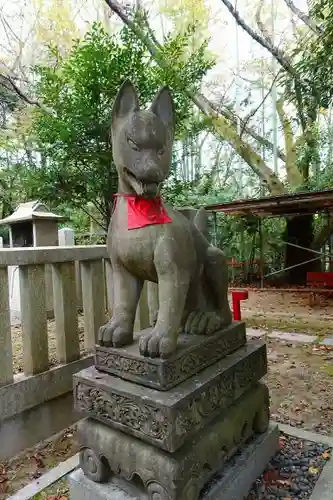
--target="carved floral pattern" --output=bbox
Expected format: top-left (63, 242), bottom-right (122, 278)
top-left (234, 348), bottom-right (267, 391)
top-left (75, 383), bottom-right (170, 442)
top-left (77, 383), bottom-right (270, 500)
top-left (74, 344), bottom-right (267, 450)
top-left (96, 350), bottom-right (158, 377)
top-left (164, 328), bottom-right (245, 386)
top-left (95, 326), bottom-right (246, 389)
top-left (175, 374), bottom-right (234, 437)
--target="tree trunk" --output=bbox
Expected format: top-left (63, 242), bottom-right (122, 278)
top-left (284, 214), bottom-right (317, 284)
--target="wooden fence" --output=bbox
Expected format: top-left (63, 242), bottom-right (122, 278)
top-left (0, 245), bottom-right (150, 460)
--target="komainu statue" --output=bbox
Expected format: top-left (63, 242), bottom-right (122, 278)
top-left (98, 81), bottom-right (232, 358)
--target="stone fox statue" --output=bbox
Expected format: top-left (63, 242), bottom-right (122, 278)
top-left (98, 80), bottom-right (232, 358)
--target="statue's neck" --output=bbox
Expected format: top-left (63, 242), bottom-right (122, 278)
top-left (112, 193), bottom-right (171, 230)
top-left (117, 177), bottom-right (135, 196)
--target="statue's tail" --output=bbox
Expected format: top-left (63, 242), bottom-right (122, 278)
top-left (178, 207), bottom-right (209, 239)
top-left (193, 207), bottom-right (209, 238)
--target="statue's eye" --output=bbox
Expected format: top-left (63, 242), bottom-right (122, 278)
top-left (157, 147), bottom-right (165, 157)
top-left (128, 138), bottom-right (140, 151)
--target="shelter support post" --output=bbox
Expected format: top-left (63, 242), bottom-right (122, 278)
top-left (259, 218), bottom-right (264, 288)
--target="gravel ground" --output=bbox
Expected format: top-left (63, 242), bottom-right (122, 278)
top-left (247, 432), bottom-right (331, 499)
top-left (200, 431), bottom-right (331, 500)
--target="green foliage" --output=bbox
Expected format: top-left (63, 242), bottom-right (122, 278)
top-left (291, 0), bottom-right (333, 110)
top-left (30, 20), bottom-right (214, 224)
top-left (213, 213), bottom-right (286, 284)
top-left (0, 84), bottom-right (19, 122)
top-left (0, 162), bottom-right (33, 219)
top-left (162, 173), bottom-right (236, 207)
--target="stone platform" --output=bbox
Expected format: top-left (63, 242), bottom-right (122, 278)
top-left (69, 425), bottom-right (279, 500)
top-left (95, 322), bottom-right (246, 390)
top-left (74, 340), bottom-right (267, 452)
top-left (74, 382), bottom-right (275, 500)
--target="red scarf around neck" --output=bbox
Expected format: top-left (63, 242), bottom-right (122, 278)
top-left (113, 194), bottom-right (172, 230)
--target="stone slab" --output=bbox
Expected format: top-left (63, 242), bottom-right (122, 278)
top-left (201, 423), bottom-right (279, 499)
top-left (74, 340), bottom-right (267, 452)
top-left (309, 447), bottom-right (333, 500)
top-left (246, 328), bottom-right (266, 338)
top-left (69, 469), bottom-right (144, 500)
top-left (0, 245), bottom-right (108, 266)
top-left (74, 382), bottom-right (273, 500)
top-left (95, 321), bottom-right (246, 390)
top-left (319, 337), bottom-right (333, 346)
top-left (70, 426), bottom-right (279, 500)
top-left (8, 454), bottom-right (79, 500)
top-left (268, 331), bottom-right (317, 343)
top-left (278, 423), bottom-right (333, 448)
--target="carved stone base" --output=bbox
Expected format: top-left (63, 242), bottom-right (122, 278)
top-left (75, 382), bottom-right (274, 500)
top-left (95, 321), bottom-right (247, 390)
top-left (74, 340), bottom-right (267, 452)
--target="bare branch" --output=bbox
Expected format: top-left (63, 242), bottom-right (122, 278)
top-left (209, 73), bottom-right (286, 162)
top-left (255, 0), bottom-right (273, 44)
top-left (283, 0), bottom-right (321, 35)
top-left (140, 9), bottom-right (162, 48)
top-left (113, 1), bottom-right (286, 164)
top-left (240, 71), bottom-right (280, 137)
top-left (220, 0), bottom-right (309, 131)
top-left (219, 0), bottom-right (294, 76)
top-left (0, 73), bottom-right (51, 114)
top-left (217, 102), bottom-right (287, 162)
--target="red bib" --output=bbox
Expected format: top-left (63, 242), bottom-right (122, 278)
top-left (113, 194), bottom-right (172, 230)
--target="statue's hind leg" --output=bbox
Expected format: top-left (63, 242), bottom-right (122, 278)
top-left (181, 271), bottom-right (230, 336)
top-left (203, 245), bottom-right (232, 325)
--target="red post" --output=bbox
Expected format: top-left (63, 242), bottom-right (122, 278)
top-left (231, 290), bottom-right (249, 321)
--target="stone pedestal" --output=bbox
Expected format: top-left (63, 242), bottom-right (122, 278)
top-left (71, 322), bottom-right (278, 499)
top-left (94, 322), bottom-right (247, 390)
top-left (69, 424), bottom-right (279, 500)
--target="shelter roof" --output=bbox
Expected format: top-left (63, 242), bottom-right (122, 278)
top-left (204, 189), bottom-right (333, 217)
top-left (0, 201), bottom-right (64, 225)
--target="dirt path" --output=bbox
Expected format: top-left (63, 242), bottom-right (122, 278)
top-left (241, 289), bottom-right (333, 318)
top-left (266, 339), bottom-right (333, 433)
top-left (0, 428), bottom-right (77, 498)
top-left (229, 289), bottom-right (333, 336)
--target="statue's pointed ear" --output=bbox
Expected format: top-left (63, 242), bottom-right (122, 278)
top-left (150, 86), bottom-right (175, 136)
top-left (112, 80), bottom-right (139, 125)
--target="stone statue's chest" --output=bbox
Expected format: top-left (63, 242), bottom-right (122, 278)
top-left (110, 218), bottom-right (158, 280)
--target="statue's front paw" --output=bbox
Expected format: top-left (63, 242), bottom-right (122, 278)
top-left (98, 319), bottom-right (133, 348)
top-left (139, 329), bottom-right (177, 359)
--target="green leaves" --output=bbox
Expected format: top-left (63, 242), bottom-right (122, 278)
top-left (30, 21), bottom-right (211, 224)
top-left (291, 0), bottom-right (333, 110)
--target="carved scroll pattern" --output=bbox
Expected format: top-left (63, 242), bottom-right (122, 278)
top-left (75, 383), bottom-right (170, 442)
top-left (95, 326), bottom-right (246, 388)
top-left (79, 383), bottom-right (270, 500)
top-left (75, 345), bottom-right (267, 448)
top-left (174, 346), bottom-right (267, 439)
top-left (96, 350), bottom-right (158, 377)
top-left (234, 347), bottom-right (267, 391)
top-left (164, 327), bottom-right (246, 386)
